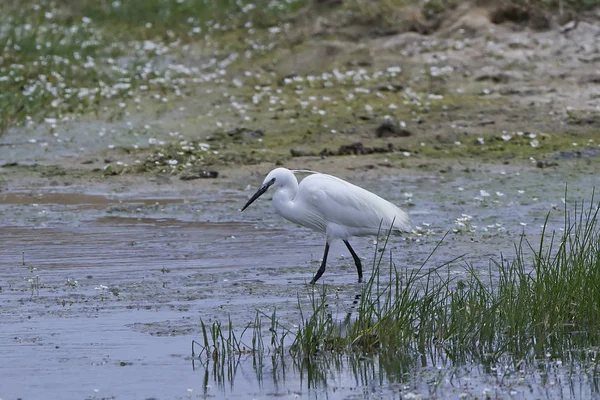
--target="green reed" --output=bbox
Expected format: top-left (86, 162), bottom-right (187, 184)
top-left (194, 194), bottom-right (600, 374)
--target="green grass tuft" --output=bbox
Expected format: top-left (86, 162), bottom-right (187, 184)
top-left (193, 193), bottom-right (600, 375)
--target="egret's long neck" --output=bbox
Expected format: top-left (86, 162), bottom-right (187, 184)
top-left (272, 179), bottom-right (298, 219)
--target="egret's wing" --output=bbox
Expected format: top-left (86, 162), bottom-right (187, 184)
top-left (298, 174), bottom-right (411, 233)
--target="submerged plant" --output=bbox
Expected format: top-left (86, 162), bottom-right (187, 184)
top-left (27, 264), bottom-right (41, 296)
top-left (193, 193), bottom-right (600, 380)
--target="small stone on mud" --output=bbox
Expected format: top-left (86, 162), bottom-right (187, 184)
top-left (290, 149), bottom-right (316, 157)
top-left (375, 120), bottom-right (412, 138)
top-left (334, 142), bottom-right (394, 156)
top-left (337, 143), bottom-right (368, 155)
top-left (475, 71), bottom-right (512, 84)
top-left (373, 83), bottom-right (404, 92)
top-left (314, 0), bottom-right (343, 5)
top-left (490, 4), bottom-right (549, 30)
top-left (227, 127), bottom-right (264, 140)
top-left (567, 116), bottom-right (600, 127)
top-left (558, 148), bottom-right (599, 159)
top-left (536, 160), bottom-right (559, 168)
top-left (180, 170), bottom-right (219, 180)
top-left (578, 74), bottom-right (600, 85)
top-left (347, 164), bottom-right (376, 171)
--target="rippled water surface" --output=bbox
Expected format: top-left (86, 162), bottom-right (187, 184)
top-left (1, 166), bottom-right (598, 399)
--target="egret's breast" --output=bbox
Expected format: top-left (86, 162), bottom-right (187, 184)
top-left (273, 195), bottom-right (326, 233)
top-left (290, 207), bottom-right (327, 233)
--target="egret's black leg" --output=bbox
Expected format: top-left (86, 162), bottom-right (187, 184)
top-left (343, 240), bottom-right (363, 282)
top-left (310, 242), bottom-right (330, 284)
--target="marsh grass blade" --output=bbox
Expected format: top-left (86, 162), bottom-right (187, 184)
top-left (193, 193), bottom-right (600, 388)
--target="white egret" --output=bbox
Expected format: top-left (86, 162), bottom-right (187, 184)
top-left (241, 168), bottom-right (411, 284)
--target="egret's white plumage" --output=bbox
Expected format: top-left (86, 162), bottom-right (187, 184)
top-left (242, 167), bottom-right (411, 283)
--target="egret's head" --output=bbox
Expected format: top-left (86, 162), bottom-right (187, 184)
top-left (241, 168), bottom-right (292, 211)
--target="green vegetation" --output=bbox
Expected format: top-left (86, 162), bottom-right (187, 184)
top-left (108, 129), bottom-right (597, 176)
top-left (0, 0), bottom-right (307, 131)
top-left (194, 196), bottom-right (600, 374)
top-left (3, 0), bottom-right (598, 175)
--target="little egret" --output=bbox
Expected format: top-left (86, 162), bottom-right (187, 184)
top-left (241, 168), bottom-right (411, 284)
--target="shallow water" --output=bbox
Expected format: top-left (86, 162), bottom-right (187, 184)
top-left (0, 165), bottom-right (598, 399)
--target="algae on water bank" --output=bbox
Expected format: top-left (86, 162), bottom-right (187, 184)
top-left (2, 0), bottom-right (599, 180)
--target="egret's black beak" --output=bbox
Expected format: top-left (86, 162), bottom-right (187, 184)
top-left (241, 178), bottom-right (275, 211)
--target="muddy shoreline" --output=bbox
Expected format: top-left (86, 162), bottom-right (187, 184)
top-left (1, 157), bottom-right (598, 399)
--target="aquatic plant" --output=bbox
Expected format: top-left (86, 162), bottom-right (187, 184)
top-left (193, 193), bottom-right (600, 374)
top-left (290, 193), bottom-right (600, 366)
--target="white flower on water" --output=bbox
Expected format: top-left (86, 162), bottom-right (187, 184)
top-left (454, 214), bottom-right (475, 233)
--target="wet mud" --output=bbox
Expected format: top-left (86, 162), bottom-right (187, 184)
top-left (1, 163), bottom-right (598, 399)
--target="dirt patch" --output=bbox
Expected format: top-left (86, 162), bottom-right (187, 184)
top-left (1, 0), bottom-right (598, 189)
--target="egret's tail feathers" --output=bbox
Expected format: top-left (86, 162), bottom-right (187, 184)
top-left (389, 211), bottom-right (411, 234)
top-left (379, 216), bottom-right (411, 237)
